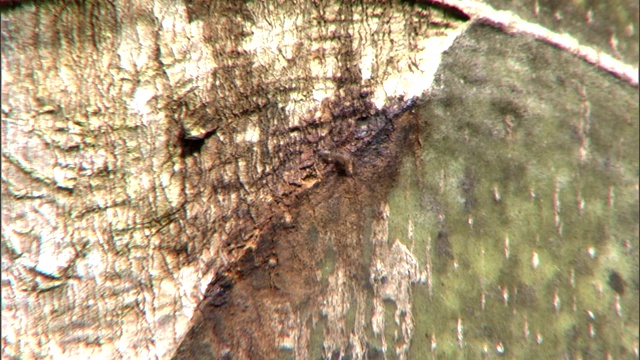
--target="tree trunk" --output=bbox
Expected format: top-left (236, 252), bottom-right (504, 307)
top-left (1, 1), bottom-right (637, 359)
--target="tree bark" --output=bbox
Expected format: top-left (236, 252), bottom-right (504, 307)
top-left (1, 1), bottom-right (637, 359)
top-left (1, 1), bottom-right (457, 358)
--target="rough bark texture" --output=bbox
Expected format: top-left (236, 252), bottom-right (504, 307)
top-left (1, 0), bottom-right (637, 359)
top-left (1, 1), bottom-right (463, 358)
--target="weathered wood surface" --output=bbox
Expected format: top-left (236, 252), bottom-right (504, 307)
top-left (1, 0), bottom-right (637, 359)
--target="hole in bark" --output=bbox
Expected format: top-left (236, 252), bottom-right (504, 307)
top-left (180, 137), bottom-right (205, 157)
top-left (180, 128), bottom-right (217, 157)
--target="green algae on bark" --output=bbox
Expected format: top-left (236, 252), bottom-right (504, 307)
top-left (384, 24), bottom-right (639, 359)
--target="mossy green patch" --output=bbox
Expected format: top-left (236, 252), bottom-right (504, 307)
top-left (385, 24), bottom-right (638, 359)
